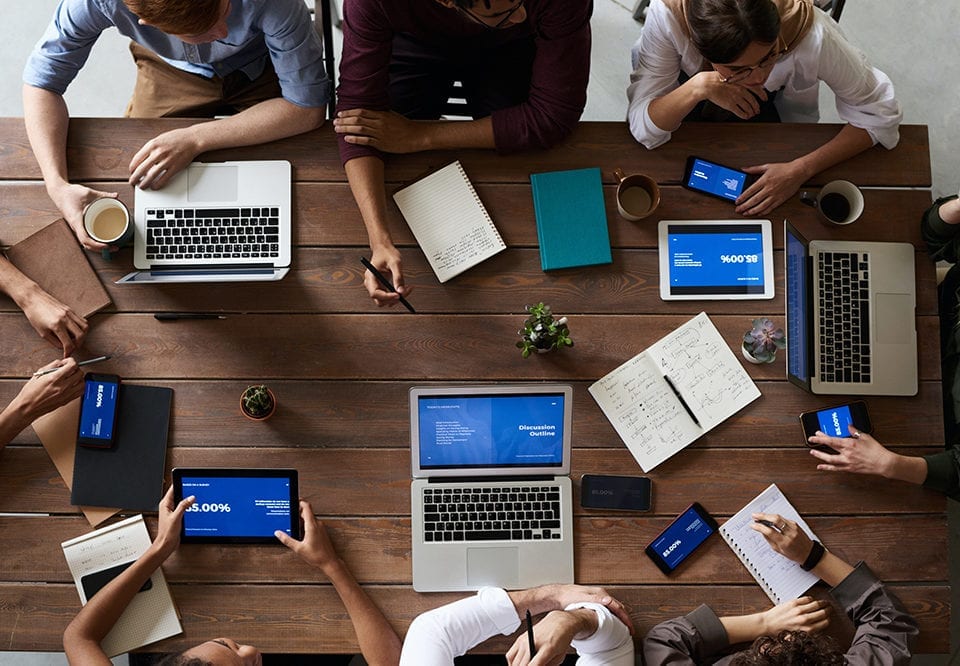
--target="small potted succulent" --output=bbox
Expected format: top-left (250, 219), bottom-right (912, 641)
top-left (240, 384), bottom-right (277, 421)
top-left (741, 317), bottom-right (786, 364)
top-left (517, 302), bottom-right (574, 358)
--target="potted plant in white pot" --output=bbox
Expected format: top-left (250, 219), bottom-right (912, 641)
top-left (741, 317), bottom-right (786, 364)
top-left (517, 302), bottom-right (573, 358)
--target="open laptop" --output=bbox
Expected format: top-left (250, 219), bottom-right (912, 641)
top-left (117, 160), bottom-right (292, 284)
top-left (410, 385), bottom-right (575, 592)
top-left (785, 221), bottom-right (917, 396)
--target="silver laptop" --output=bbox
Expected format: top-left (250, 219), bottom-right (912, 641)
top-left (785, 221), bottom-right (917, 395)
top-left (410, 385), bottom-right (575, 592)
top-left (117, 160), bottom-right (292, 284)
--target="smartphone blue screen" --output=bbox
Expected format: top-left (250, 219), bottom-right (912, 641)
top-left (78, 378), bottom-right (119, 440)
top-left (816, 405), bottom-right (854, 437)
top-left (686, 158), bottom-right (747, 201)
top-left (650, 506), bottom-right (715, 571)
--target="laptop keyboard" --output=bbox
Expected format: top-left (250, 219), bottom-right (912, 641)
top-left (144, 208), bottom-right (281, 261)
top-left (817, 251), bottom-right (871, 383)
top-left (422, 484), bottom-right (563, 543)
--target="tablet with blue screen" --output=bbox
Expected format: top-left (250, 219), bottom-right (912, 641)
top-left (173, 468), bottom-right (300, 543)
top-left (658, 220), bottom-right (775, 300)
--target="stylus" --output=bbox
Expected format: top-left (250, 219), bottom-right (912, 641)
top-left (526, 609), bottom-right (536, 657)
top-left (34, 355), bottom-right (112, 377)
top-left (360, 257), bottom-right (416, 313)
top-left (663, 375), bottom-right (701, 427)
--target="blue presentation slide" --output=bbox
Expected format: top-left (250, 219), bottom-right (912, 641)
top-left (650, 506), bottom-right (714, 570)
top-left (817, 405), bottom-right (854, 437)
top-left (418, 394), bottom-right (565, 468)
top-left (687, 158), bottom-right (747, 201)
top-left (667, 224), bottom-right (765, 294)
top-left (78, 379), bottom-right (118, 440)
top-left (786, 229), bottom-right (809, 382)
top-left (181, 476), bottom-right (292, 537)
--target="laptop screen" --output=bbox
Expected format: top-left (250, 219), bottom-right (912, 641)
top-left (785, 223), bottom-right (810, 387)
top-left (413, 389), bottom-right (569, 473)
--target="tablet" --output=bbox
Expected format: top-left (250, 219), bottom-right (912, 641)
top-left (173, 468), bottom-right (300, 543)
top-left (658, 220), bottom-right (774, 300)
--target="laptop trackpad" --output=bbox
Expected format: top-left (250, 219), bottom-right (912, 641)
top-left (876, 293), bottom-right (913, 344)
top-left (467, 547), bottom-right (519, 588)
top-left (188, 165), bottom-right (239, 202)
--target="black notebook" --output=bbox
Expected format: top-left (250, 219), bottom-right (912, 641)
top-left (71, 385), bottom-right (173, 511)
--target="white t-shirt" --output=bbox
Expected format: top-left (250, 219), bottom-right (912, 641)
top-left (626, 0), bottom-right (902, 150)
top-left (398, 587), bottom-right (635, 666)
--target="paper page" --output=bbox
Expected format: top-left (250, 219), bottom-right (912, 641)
top-left (62, 515), bottom-right (182, 656)
top-left (720, 484), bottom-right (820, 604)
top-left (646, 312), bottom-right (761, 430)
top-left (393, 161), bottom-right (505, 283)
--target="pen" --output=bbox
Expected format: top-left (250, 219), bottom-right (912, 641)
top-left (526, 609), bottom-right (536, 658)
top-left (663, 375), bottom-right (701, 427)
top-left (154, 313), bottom-right (227, 321)
top-left (754, 519), bottom-right (782, 533)
top-left (360, 257), bottom-right (416, 313)
top-left (34, 355), bottom-right (112, 377)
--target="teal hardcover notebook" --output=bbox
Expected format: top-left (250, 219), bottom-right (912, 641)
top-left (530, 167), bottom-right (612, 270)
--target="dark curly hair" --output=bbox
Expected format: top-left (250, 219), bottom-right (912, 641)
top-left (729, 630), bottom-right (845, 665)
top-left (687, 0), bottom-right (781, 64)
top-left (154, 654), bottom-right (213, 666)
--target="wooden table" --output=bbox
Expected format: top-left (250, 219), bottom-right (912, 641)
top-left (0, 119), bottom-right (948, 656)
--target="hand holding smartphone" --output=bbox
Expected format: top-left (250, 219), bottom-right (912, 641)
top-left (77, 374), bottom-right (121, 448)
top-left (799, 401), bottom-right (871, 453)
top-left (682, 156), bottom-right (754, 202)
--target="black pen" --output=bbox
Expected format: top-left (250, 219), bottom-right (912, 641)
top-left (526, 609), bottom-right (536, 658)
top-left (754, 519), bottom-right (782, 533)
top-left (663, 375), bottom-right (701, 427)
top-left (360, 257), bottom-right (416, 313)
top-left (154, 313), bottom-right (227, 321)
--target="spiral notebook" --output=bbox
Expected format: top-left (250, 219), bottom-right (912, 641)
top-left (393, 160), bottom-right (505, 283)
top-left (720, 484), bottom-right (821, 604)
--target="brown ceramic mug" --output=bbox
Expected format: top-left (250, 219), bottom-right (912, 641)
top-left (614, 168), bottom-right (661, 221)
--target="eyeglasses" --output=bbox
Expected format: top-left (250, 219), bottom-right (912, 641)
top-left (717, 45), bottom-right (786, 84)
top-left (459, 0), bottom-right (525, 29)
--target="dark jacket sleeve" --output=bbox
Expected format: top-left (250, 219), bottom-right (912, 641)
top-left (923, 448), bottom-right (960, 500)
top-left (921, 195), bottom-right (960, 263)
top-left (831, 562), bottom-right (918, 665)
top-left (642, 604), bottom-right (730, 664)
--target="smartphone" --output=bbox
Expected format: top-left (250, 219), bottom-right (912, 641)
top-left (644, 503), bottom-right (718, 575)
top-left (799, 401), bottom-right (872, 452)
top-left (682, 156), bottom-right (753, 202)
top-left (77, 373), bottom-right (121, 448)
top-left (580, 474), bottom-right (651, 511)
top-left (80, 561), bottom-right (152, 600)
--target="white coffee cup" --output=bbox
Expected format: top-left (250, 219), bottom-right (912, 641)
top-left (800, 180), bottom-right (864, 226)
top-left (83, 198), bottom-right (132, 259)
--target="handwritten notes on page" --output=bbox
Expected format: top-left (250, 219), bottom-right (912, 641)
top-left (393, 160), bottom-right (506, 283)
top-left (720, 484), bottom-right (821, 604)
top-left (588, 312), bottom-right (760, 471)
top-left (62, 515), bottom-right (182, 657)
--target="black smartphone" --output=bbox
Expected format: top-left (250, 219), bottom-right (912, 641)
top-left (682, 156), bottom-right (753, 203)
top-left (799, 401), bottom-right (872, 453)
top-left (580, 474), bottom-right (651, 511)
top-left (80, 561), bottom-right (152, 600)
top-left (77, 373), bottom-right (121, 448)
top-left (644, 503), bottom-right (718, 575)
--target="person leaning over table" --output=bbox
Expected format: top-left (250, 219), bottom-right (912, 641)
top-left (399, 583), bottom-right (634, 665)
top-left (333, 0), bottom-right (591, 308)
top-left (64, 489), bottom-right (403, 666)
top-left (626, 0), bottom-right (902, 217)
top-left (22, 0), bottom-right (329, 253)
top-left (643, 510), bottom-right (918, 665)
top-left (0, 359), bottom-right (84, 450)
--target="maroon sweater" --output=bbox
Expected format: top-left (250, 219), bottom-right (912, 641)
top-left (336, 0), bottom-right (592, 164)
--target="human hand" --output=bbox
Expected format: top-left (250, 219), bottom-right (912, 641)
top-left (735, 161), bottom-right (808, 216)
top-left (275, 500), bottom-right (341, 573)
top-left (506, 609), bottom-right (595, 666)
top-left (808, 426), bottom-right (897, 477)
top-left (540, 584), bottom-right (633, 633)
top-left (154, 485), bottom-right (195, 556)
top-left (695, 71), bottom-right (767, 120)
top-left (761, 596), bottom-right (831, 635)
top-left (11, 358), bottom-right (84, 425)
top-left (50, 183), bottom-right (119, 251)
top-left (364, 245), bottom-right (412, 307)
top-left (129, 127), bottom-right (202, 190)
top-left (20, 284), bottom-right (88, 356)
top-left (334, 109), bottom-right (426, 153)
top-left (750, 513), bottom-right (814, 565)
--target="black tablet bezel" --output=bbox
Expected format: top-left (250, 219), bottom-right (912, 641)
top-left (173, 467), bottom-right (300, 544)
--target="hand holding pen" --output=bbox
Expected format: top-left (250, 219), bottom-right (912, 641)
top-left (16, 358), bottom-right (85, 422)
top-left (360, 257), bottom-right (416, 313)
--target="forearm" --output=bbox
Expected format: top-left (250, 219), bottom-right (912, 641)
top-left (880, 453), bottom-right (929, 486)
top-left (344, 156), bottom-right (394, 252)
top-left (323, 559), bottom-right (401, 666)
top-left (22, 84), bottom-right (72, 194)
top-left (417, 117), bottom-right (495, 151)
top-left (184, 98), bottom-right (325, 154)
top-left (718, 612), bottom-right (768, 645)
top-left (0, 256), bottom-right (41, 308)
top-left (647, 75), bottom-right (710, 133)
top-left (809, 550), bottom-right (855, 588)
top-left (789, 124), bottom-right (874, 183)
top-left (0, 399), bottom-right (32, 451)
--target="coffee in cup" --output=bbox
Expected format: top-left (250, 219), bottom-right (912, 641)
top-left (83, 198), bottom-right (133, 259)
top-left (800, 180), bottom-right (864, 226)
top-left (614, 168), bottom-right (661, 221)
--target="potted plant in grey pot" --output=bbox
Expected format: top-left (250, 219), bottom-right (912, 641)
top-left (517, 302), bottom-right (573, 358)
top-left (240, 384), bottom-right (277, 421)
top-left (741, 317), bottom-right (786, 364)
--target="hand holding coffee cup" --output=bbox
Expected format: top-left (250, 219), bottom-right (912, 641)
top-left (615, 168), bottom-right (661, 221)
top-left (83, 198), bottom-right (133, 260)
top-left (800, 180), bottom-right (864, 226)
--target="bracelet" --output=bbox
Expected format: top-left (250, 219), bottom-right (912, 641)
top-left (800, 541), bottom-right (826, 571)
